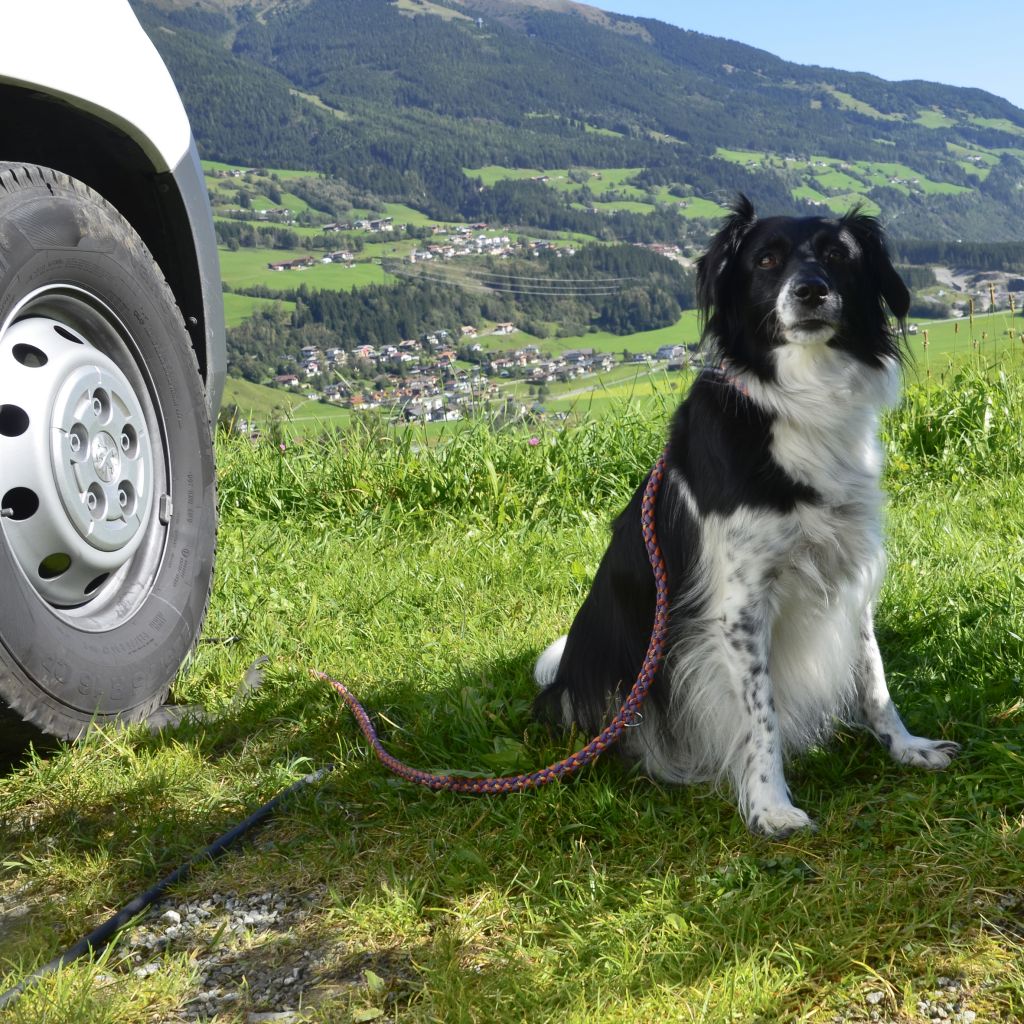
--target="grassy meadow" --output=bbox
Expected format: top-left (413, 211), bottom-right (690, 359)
top-left (1, 358), bottom-right (1022, 1022)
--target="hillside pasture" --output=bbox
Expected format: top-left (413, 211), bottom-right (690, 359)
top-left (906, 311), bottom-right (1022, 372)
top-left (714, 147), bottom-right (977, 203)
top-left (222, 293), bottom-right (297, 328)
top-left (221, 377), bottom-right (311, 422)
top-left (464, 165), bottom-right (731, 219)
top-left (218, 247), bottom-right (394, 292)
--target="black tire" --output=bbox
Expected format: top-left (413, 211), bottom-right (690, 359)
top-left (0, 163), bottom-right (216, 739)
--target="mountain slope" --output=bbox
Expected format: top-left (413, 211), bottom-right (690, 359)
top-left (135, 0), bottom-right (1024, 240)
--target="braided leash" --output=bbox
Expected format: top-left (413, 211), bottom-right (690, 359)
top-left (313, 447), bottom-right (670, 794)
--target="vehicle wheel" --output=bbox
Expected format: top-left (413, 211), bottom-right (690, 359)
top-left (0, 163), bottom-right (216, 739)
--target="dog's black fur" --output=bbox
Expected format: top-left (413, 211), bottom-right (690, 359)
top-left (534, 196), bottom-right (958, 837)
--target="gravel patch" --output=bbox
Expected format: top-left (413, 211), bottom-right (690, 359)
top-left (829, 974), bottom-right (989, 1023)
top-left (121, 886), bottom-right (342, 1020)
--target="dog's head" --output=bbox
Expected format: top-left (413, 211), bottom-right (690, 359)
top-left (696, 195), bottom-right (910, 380)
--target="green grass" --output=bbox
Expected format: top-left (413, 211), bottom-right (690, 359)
top-left (905, 310), bottom-right (1022, 373)
top-left (481, 313), bottom-right (702, 358)
top-left (715, 147), bottom-right (770, 165)
top-left (218, 247), bottom-right (394, 291)
top-left (222, 293), bottom-right (296, 328)
top-left (222, 377), bottom-right (311, 421)
top-left (821, 86), bottom-right (902, 121)
top-left (463, 166), bottom-right (660, 209)
top-left (2, 370), bottom-right (1023, 1022)
top-left (968, 116), bottom-right (1024, 138)
top-left (810, 168), bottom-right (866, 192)
top-left (221, 380), bottom-right (361, 436)
top-left (917, 109), bottom-right (958, 129)
top-left (714, 148), bottom-right (975, 201)
top-left (381, 202), bottom-right (441, 227)
top-left (202, 161), bottom-right (319, 181)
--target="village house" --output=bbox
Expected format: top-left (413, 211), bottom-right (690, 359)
top-left (562, 348), bottom-right (595, 365)
top-left (322, 382), bottom-right (351, 402)
top-left (655, 344), bottom-right (687, 361)
top-left (353, 216), bottom-right (394, 232)
top-left (267, 256), bottom-right (317, 271)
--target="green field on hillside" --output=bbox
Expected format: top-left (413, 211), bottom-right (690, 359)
top-left (202, 160), bottom-right (318, 180)
top-left (465, 165), bottom-right (731, 219)
top-left (714, 147), bottom-right (976, 202)
top-left (907, 311), bottom-right (1021, 370)
top-left (218, 247), bottom-right (394, 291)
top-left (221, 377), bottom-right (310, 421)
top-left (222, 293), bottom-right (297, 328)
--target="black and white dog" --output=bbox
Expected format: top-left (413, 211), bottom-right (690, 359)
top-left (534, 196), bottom-right (958, 837)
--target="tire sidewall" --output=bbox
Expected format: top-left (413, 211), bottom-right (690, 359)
top-left (0, 170), bottom-right (215, 731)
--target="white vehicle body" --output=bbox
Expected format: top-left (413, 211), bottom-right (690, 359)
top-left (0, 0), bottom-right (225, 411)
top-left (1, 3), bottom-right (192, 171)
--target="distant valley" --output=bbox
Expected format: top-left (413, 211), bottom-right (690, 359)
top-left (132, 0), bottom-right (1024, 419)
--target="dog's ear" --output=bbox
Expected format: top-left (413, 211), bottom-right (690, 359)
top-left (842, 209), bottom-right (910, 320)
top-left (696, 194), bottom-right (758, 319)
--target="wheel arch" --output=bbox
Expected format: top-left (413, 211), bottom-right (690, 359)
top-left (0, 84), bottom-right (224, 416)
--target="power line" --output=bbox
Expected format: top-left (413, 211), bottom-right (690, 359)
top-left (384, 262), bottom-right (636, 296)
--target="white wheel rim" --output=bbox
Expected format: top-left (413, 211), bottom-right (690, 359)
top-left (1, 286), bottom-right (166, 618)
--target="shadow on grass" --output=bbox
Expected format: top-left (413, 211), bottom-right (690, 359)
top-left (0, 708), bottom-right (60, 775)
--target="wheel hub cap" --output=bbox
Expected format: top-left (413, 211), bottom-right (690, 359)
top-left (1, 315), bottom-right (155, 606)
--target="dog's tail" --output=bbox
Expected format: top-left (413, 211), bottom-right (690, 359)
top-left (533, 635), bottom-right (567, 689)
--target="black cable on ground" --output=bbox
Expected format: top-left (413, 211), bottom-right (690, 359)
top-left (0, 764), bottom-right (334, 1010)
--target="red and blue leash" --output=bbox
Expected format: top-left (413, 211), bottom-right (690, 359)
top-left (312, 447), bottom-right (670, 793)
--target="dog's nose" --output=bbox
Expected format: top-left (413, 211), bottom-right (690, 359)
top-left (793, 278), bottom-right (830, 306)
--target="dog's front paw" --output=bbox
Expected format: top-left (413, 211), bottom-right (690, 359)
top-left (747, 804), bottom-right (817, 840)
top-left (890, 735), bottom-right (960, 770)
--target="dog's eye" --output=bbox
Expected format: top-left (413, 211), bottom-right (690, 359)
top-left (825, 247), bottom-right (849, 264)
top-left (757, 253), bottom-right (779, 269)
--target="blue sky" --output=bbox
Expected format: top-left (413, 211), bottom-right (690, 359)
top-left (589, 1), bottom-right (1024, 110)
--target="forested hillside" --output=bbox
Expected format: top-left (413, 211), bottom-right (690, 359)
top-left (135, 0), bottom-right (1024, 242)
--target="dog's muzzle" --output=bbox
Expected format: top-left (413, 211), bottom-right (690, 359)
top-left (777, 274), bottom-right (841, 343)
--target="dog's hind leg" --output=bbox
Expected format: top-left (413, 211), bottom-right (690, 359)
top-left (854, 607), bottom-right (960, 769)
